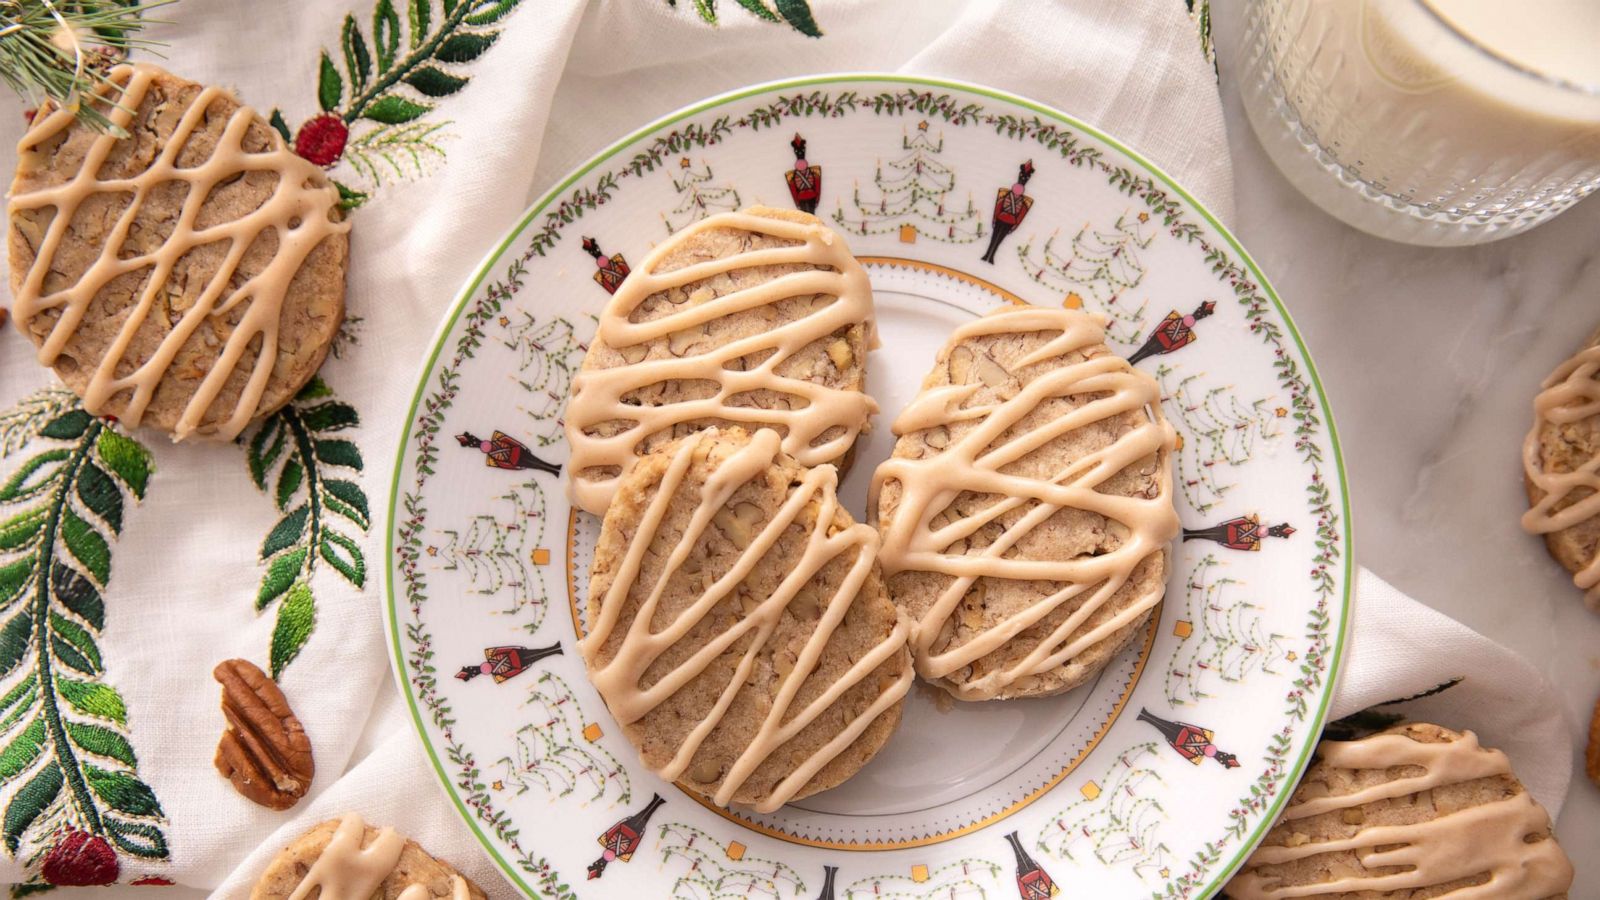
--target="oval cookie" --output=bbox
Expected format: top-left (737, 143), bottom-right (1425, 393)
top-left (564, 206), bottom-right (875, 516)
top-left (872, 306), bottom-right (1178, 700)
top-left (582, 426), bottom-right (912, 812)
top-left (251, 813), bottom-right (487, 900)
top-left (8, 63), bottom-right (349, 440)
top-left (1226, 723), bottom-right (1573, 899)
top-left (1523, 325), bottom-right (1600, 609)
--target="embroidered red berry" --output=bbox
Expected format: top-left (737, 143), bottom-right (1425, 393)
top-left (294, 115), bottom-right (349, 167)
top-left (41, 830), bottom-right (119, 886)
top-left (132, 876), bottom-right (174, 886)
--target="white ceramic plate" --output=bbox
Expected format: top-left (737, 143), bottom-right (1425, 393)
top-left (384, 75), bottom-right (1351, 899)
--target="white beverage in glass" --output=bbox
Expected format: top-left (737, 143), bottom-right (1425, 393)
top-left (1238, 0), bottom-right (1600, 245)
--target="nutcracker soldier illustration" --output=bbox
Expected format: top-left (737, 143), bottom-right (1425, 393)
top-left (1137, 708), bottom-right (1241, 768)
top-left (588, 793), bottom-right (665, 879)
top-left (1004, 831), bottom-right (1059, 898)
top-left (981, 160), bottom-right (1035, 264)
top-left (456, 431), bottom-right (561, 476)
top-left (454, 643), bottom-right (562, 683)
top-left (1128, 300), bottom-right (1217, 365)
top-left (582, 236), bottom-right (630, 295)
top-left (814, 865), bottom-right (838, 900)
top-left (1183, 514), bottom-right (1296, 550)
top-left (785, 133), bottom-right (823, 214)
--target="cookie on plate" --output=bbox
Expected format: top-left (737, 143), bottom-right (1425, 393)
top-left (582, 426), bottom-right (912, 813)
top-left (1523, 326), bottom-right (1600, 609)
top-left (1226, 723), bottom-right (1573, 899)
top-left (8, 63), bottom-right (349, 441)
top-left (872, 306), bottom-right (1179, 701)
top-left (564, 206), bottom-right (875, 516)
top-left (251, 814), bottom-right (487, 900)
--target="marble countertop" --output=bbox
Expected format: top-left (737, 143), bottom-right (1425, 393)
top-left (1211, 2), bottom-right (1600, 893)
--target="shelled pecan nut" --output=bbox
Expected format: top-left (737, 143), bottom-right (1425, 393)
top-left (213, 659), bottom-right (314, 810)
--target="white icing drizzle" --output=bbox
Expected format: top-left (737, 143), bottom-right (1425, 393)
top-left (869, 307), bottom-right (1178, 700)
top-left (286, 813), bottom-right (406, 900)
top-left (397, 876), bottom-right (470, 900)
top-left (1228, 730), bottom-right (1573, 899)
top-left (564, 209), bottom-right (877, 516)
top-left (1522, 343), bottom-right (1600, 606)
top-left (582, 427), bottom-right (912, 813)
top-left (10, 62), bottom-right (348, 441)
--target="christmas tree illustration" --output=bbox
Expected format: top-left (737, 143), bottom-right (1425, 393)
top-left (841, 859), bottom-right (1003, 899)
top-left (1037, 743), bottom-right (1172, 881)
top-left (437, 479), bottom-right (551, 632)
top-left (1016, 211), bottom-right (1154, 347)
top-left (1165, 556), bottom-right (1287, 707)
top-left (657, 822), bottom-right (805, 899)
top-left (493, 671), bottom-right (632, 806)
top-left (832, 120), bottom-right (984, 244)
top-left (662, 156), bottom-right (742, 234)
top-left (500, 311), bottom-right (591, 447)
top-left (1157, 364), bottom-right (1283, 514)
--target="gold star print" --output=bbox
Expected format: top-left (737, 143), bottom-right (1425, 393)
top-left (679, 156), bottom-right (691, 168)
top-left (492, 780), bottom-right (504, 791)
top-left (1275, 407), bottom-right (1289, 417)
top-left (1160, 868), bottom-right (1171, 878)
top-left (1138, 211), bottom-right (1150, 223)
top-left (498, 316), bottom-right (510, 327)
top-left (426, 546), bottom-right (438, 557)
top-left (916, 120), bottom-right (929, 131)
top-left (1286, 651), bottom-right (1298, 661)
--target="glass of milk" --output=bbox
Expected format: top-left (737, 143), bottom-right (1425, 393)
top-left (1237, 0), bottom-right (1600, 245)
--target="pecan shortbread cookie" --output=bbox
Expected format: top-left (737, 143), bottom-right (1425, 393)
top-left (252, 814), bottom-right (487, 900)
top-left (9, 63), bottom-right (348, 440)
top-left (1523, 325), bottom-right (1600, 609)
top-left (583, 427), bottom-right (912, 812)
top-left (564, 206), bottom-right (875, 515)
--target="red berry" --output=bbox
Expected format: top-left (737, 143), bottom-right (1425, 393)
top-left (294, 115), bottom-right (349, 167)
top-left (42, 830), bottom-right (119, 886)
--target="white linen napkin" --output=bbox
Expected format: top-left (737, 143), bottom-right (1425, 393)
top-left (0, 0), bottom-right (1568, 896)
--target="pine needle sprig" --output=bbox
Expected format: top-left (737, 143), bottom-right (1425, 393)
top-left (0, 0), bottom-right (172, 136)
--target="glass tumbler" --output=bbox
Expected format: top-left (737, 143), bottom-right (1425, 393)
top-left (1237, 0), bottom-right (1600, 245)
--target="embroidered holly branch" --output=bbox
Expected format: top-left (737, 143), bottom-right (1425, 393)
top-left (243, 378), bottom-right (369, 679)
top-left (0, 390), bottom-right (168, 887)
top-left (267, 0), bottom-right (525, 207)
top-left (665, 0), bottom-right (822, 36)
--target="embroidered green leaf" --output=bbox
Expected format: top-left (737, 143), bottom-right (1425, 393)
top-left (690, 0), bottom-right (716, 25)
top-left (408, 0), bottom-right (431, 48)
top-left (0, 389), bottom-right (78, 457)
top-left (374, 0), bottom-right (402, 70)
top-left (334, 180), bottom-right (370, 210)
top-left (0, 720), bottom-right (45, 780)
top-left (363, 94), bottom-right (432, 124)
top-left (103, 817), bottom-right (166, 859)
top-left (0, 395), bottom-right (169, 867)
top-left (75, 463), bottom-right (122, 535)
top-left (318, 51), bottom-right (343, 112)
top-left (342, 14), bottom-right (373, 92)
top-left (59, 509), bottom-right (109, 587)
top-left (258, 548), bottom-right (309, 611)
top-left (94, 430), bottom-right (151, 499)
top-left (241, 382), bottom-right (368, 676)
top-left (0, 510), bottom-right (45, 553)
top-left (269, 108), bottom-right (293, 143)
top-left (0, 451), bottom-right (68, 504)
top-left (82, 764), bottom-right (161, 817)
top-left (774, 0), bottom-right (821, 36)
top-left (269, 582), bottom-right (316, 679)
top-left (51, 564), bottom-right (103, 632)
top-left (320, 531), bottom-right (366, 588)
top-left (733, 0), bottom-right (780, 22)
top-left (276, 459), bottom-right (305, 509)
top-left (2, 763), bottom-right (61, 853)
top-left (37, 412), bottom-right (90, 442)
top-left (56, 680), bottom-right (125, 727)
top-left (465, 0), bottom-right (518, 26)
top-left (246, 417), bottom-right (286, 490)
top-left (434, 32), bottom-right (493, 63)
top-left (262, 506), bottom-right (311, 559)
top-left (404, 66), bottom-right (468, 97)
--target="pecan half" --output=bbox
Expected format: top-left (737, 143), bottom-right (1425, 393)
top-left (1588, 690), bottom-right (1600, 789)
top-left (213, 659), bottom-right (314, 810)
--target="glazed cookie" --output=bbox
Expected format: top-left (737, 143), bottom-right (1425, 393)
top-left (1226, 723), bottom-right (1573, 899)
top-left (1523, 326), bottom-right (1600, 609)
top-left (564, 206), bottom-right (875, 516)
top-left (872, 306), bottom-right (1179, 701)
top-left (8, 63), bottom-right (349, 441)
top-left (582, 426), bottom-right (912, 812)
top-left (251, 813), bottom-right (487, 900)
